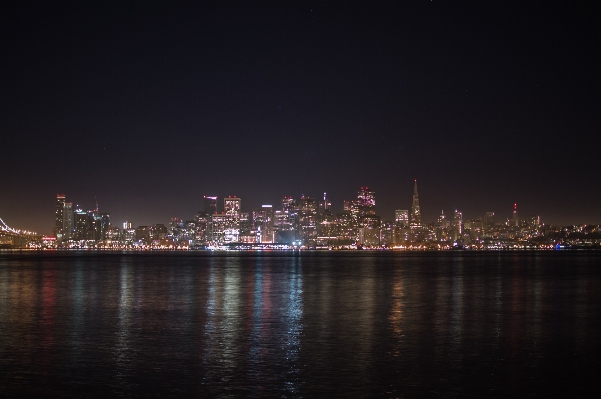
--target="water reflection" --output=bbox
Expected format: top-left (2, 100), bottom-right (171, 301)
top-left (114, 259), bottom-right (133, 385)
top-left (40, 261), bottom-right (56, 374)
top-left (389, 266), bottom-right (404, 337)
top-left (0, 252), bottom-right (600, 398)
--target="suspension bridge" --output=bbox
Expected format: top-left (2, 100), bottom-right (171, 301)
top-left (0, 217), bottom-right (42, 248)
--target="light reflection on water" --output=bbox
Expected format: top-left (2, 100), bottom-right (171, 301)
top-left (0, 251), bottom-right (600, 398)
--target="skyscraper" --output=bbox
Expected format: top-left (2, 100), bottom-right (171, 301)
top-left (359, 215), bottom-right (381, 246)
top-left (253, 205), bottom-right (274, 243)
top-left (299, 197), bottom-right (317, 245)
top-left (62, 202), bottom-right (73, 240)
top-left (223, 196), bottom-right (241, 243)
top-left (484, 212), bottom-right (495, 228)
top-left (319, 192), bottom-right (332, 214)
top-left (357, 186), bottom-right (376, 216)
top-left (54, 194), bottom-right (65, 239)
top-left (100, 213), bottom-right (111, 240)
top-left (224, 196), bottom-right (241, 215)
top-left (73, 208), bottom-right (94, 241)
top-left (203, 196), bottom-right (217, 215)
top-left (274, 197), bottom-right (296, 243)
top-left (410, 180), bottom-right (421, 227)
top-left (395, 210), bottom-right (409, 227)
top-left (454, 210), bottom-right (463, 235)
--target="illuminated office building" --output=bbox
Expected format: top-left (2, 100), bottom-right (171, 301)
top-left (454, 209), bottom-right (463, 236)
top-left (343, 200), bottom-right (353, 212)
top-left (62, 202), bottom-right (73, 240)
top-left (73, 208), bottom-right (94, 241)
top-left (359, 214), bottom-right (380, 246)
top-left (211, 213), bottom-right (226, 243)
top-left (224, 196), bottom-right (241, 215)
top-left (319, 192), bottom-right (332, 214)
top-left (194, 211), bottom-right (211, 243)
top-left (395, 210), bottom-right (409, 227)
top-left (380, 221), bottom-right (395, 246)
top-left (274, 209), bottom-right (293, 232)
top-left (135, 226), bottom-right (151, 245)
top-left (54, 194), bottom-right (66, 239)
top-left (100, 213), bottom-right (111, 240)
top-left (512, 203), bottom-right (519, 227)
top-left (150, 224), bottom-right (168, 240)
top-left (253, 205), bottom-right (274, 243)
top-left (484, 212), bottom-right (495, 228)
top-left (299, 196), bottom-right (317, 245)
top-left (222, 196), bottom-right (241, 242)
top-left (122, 227), bottom-right (135, 243)
top-left (437, 210), bottom-right (446, 225)
top-left (204, 196), bottom-right (217, 215)
top-left (274, 196), bottom-right (297, 243)
top-left (357, 186), bottom-right (376, 216)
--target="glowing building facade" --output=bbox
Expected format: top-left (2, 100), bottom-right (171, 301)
top-left (410, 180), bottom-right (421, 227)
top-left (54, 194), bottom-right (65, 240)
top-left (299, 197), bottom-right (317, 245)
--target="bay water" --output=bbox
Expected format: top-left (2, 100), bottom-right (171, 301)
top-left (1, 251), bottom-right (599, 398)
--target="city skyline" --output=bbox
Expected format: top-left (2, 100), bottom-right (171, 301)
top-left (1, 2), bottom-right (599, 232)
top-left (0, 178), bottom-right (598, 236)
top-left (2, 181), bottom-right (589, 250)
top-left (1, 180), bottom-right (564, 236)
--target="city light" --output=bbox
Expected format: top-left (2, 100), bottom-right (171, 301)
top-left (3, 184), bottom-right (599, 251)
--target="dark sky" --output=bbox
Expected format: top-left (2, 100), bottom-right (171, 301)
top-left (1, 1), bottom-right (600, 234)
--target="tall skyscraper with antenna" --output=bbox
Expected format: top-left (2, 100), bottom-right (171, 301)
top-left (410, 180), bottom-right (421, 227)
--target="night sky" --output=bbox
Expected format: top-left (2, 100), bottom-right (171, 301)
top-left (1, 1), bottom-right (599, 234)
